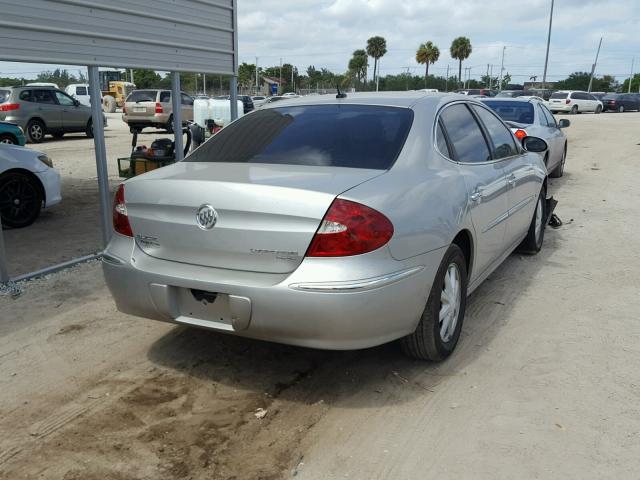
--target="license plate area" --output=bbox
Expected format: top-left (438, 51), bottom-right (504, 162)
top-left (133, 106), bottom-right (146, 112)
top-left (176, 288), bottom-right (232, 325)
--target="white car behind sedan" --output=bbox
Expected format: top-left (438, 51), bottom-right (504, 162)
top-left (546, 90), bottom-right (603, 114)
top-left (0, 144), bottom-right (61, 228)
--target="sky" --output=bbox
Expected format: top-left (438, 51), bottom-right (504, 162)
top-left (1, 0), bottom-right (639, 84)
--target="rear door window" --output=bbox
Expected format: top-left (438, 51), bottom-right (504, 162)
top-left (128, 90), bottom-right (158, 103)
top-left (186, 105), bottom-right (414, 170)
top-left (19, 90), bottom-right (32, 102)
top-left (33, 90), bottom-right (56, 104)
top-left (550, 92), bottom-right (568, 99)
top-left (471, 105), bottom-right (518, 159)
top-left (76, 86), bottom-right (88, 96)
top-left (539, 104), bottom-right (557, 127)
top-left (0, 90), bottom-right (10, 103)
top-left (439, 103), bottom-right (491, 163)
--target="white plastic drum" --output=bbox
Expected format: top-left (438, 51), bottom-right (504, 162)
top-left (193, 98), bottom-right (209, 127)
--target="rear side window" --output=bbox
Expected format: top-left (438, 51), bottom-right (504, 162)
top-left (439, 104), bottom-right (491, 163)
top-left (435, 121), bottom-right (451, 158)
top-left (127, 90), bottom-right (158, 103)
top-left (33, 90), bottom-right (56, 104)
top-left (76, 86), bottom-right (87, 95)
top-left (471, 105), bottom-right (518, 159)
top-left (186, 105), bottom-right (414, 170)
top-left (0, 90), bottom-right (10, 103)
top-left (483, 100), bottom-right (534, 123)
top-left (159, 92), bottom-right (171, 103)
top-left (550, 92), bottom-right (568, 99)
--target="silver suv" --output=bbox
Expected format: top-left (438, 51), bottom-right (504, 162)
top-left (0, 86), bottom-right (102, 143)
top-left (122, 89), bottom-right (194, 132)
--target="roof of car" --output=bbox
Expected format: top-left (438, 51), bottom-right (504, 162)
top-left (260, 91), bottom-right (462, 109)
top-left (481, 97), bottom-right (539, 103)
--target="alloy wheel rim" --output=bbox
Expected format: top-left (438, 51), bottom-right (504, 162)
top-left (534, 197), bottom-right (543, 243)
top-left (0, 138), bottom-right (13, 144)
top-left (439, 263), bottom-right (462, 343)
top-left (30, 124), bottom-right (43, 140)
top-left (0, 178), bottom-right (37, 222)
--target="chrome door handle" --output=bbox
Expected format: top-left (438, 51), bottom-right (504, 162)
top-left (470, 191), bottom-right (482, 203)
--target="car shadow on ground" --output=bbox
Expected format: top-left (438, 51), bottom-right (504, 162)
top-left (147, 224), bottom-right (565, 410)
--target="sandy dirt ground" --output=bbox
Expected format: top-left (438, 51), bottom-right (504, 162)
top-left (3, 113), bottom-right (171, 276)
top-left (1, 112), bottom-right (639, 479)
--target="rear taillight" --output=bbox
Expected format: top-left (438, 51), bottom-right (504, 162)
top-left (0, 103), bottom-right (20, 112)
top-left (306, 199), bottom-right (393, 257)
top-left (514, 129), bottom-right (527, 140)
top-left (113, 184), bottom-right (133, 237)
top-left (565, 99), bottom-right (571, 104)
top-left (155, 102), bottom-right (163, 114)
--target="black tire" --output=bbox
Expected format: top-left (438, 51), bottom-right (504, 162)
top-left (52, 131), bottom-right (65, 139)
top-left (401, 244), bottom-right (468, 361)
top-left (0, 171), bottom-right (43, 228)
top-left (549, 144), bottom-right (567, 178)
top-left (165, 114), bottom-right (174, 133)
top-left (595, 105), bottom-right (602, 114)
top-left (0, 134), bottom-right (18, 145)
top-left (617, 105), bottom-right (624, 113)
top-left (518, 187), bottom-right (546, 254)
top-left (85, 119), bottom-right (93, 138)
top-left (26, 119), bottom-right (46, 143)
top-left (570, 105), bottom-right (578, 115)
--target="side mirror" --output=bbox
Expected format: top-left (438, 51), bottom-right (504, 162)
top-left (558, 118), bottom-right (570, 128)
top-left (73, 99), bottom-right (80, 107)
top-left (522, 136), bottom-right (548, 153)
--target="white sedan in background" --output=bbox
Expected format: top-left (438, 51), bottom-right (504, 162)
top-left (0, 144), bottom-right (61, 228)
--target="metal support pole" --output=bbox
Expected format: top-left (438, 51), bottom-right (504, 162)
top-left (376, 59), bottom-right (380, 92)
top-left (0, 223), bottom-right (9, 283)
top-left (279, 57), bottom-right (283, 94)
top-left (255, 56), bottom-right (259, 94)
top-left (171, 72), bottom-right (184, 161)
top-left (542, 0), bottom-right (554, 89)
top-left (130, 68), bottom-right (135, 85)
top-left (628, 58), bottom-right (634, 93)
top-left (499, 46), bottom-right (506, 91)
top-left (203, 73), bottom-right (206, 95)
top-left (445, 65), bottom-right (450, 92)
top-left (230, 0), bottom-right (239, 121)
top-left (587, 37), bottom-right (603, 93)
top-left (88, 65), bottom-right (111, 247)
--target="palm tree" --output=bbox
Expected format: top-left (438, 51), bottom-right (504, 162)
top-left (366, 36), bottom-right (387, 87)
top-left (415, 41), bottom-right (440, 87)
top-left (450, 37), bottom-right (472, 86)
top-left (348, 49), bottom-right (368, 89)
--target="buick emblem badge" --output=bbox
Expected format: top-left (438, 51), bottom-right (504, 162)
top-left (196, 204), bottom-right (217, 230)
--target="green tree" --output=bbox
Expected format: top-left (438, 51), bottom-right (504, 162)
top-left (348, 50), bottom-right (369, 89)
top-left (132, 69), bottom-right (163, 89)
top-left (366, 36), bottom-right (387, 86)
top-left (35, 69), bottom-right (78, 88)
top-left (238, 62), bottom-right (256, 91)
top-left (501, 73), bottom-right (512, 90)
top-left (450, 37), bottom-right (472, 85)
top-left (415, 41), bottom-right (440, 87)
top-left (621, 73), bottom-right (640, 93)
top-left (554, 71), bottom-right (614, 92)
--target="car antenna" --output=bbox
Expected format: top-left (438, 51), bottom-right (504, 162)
top-left (336, 84), bottom-right (347, 99)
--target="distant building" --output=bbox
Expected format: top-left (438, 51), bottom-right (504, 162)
top-left (523, 81), bottom-right (556, 90)
top-left (261, 76), bottom-right (286, 95)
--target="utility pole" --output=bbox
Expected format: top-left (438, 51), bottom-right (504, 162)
top-left (486, 64), bottom-right (490, 87)
top-left (255, 56), bottom-right (259, 95)
top-left (279, 57), bottom-right (282, 95)
top-left (376, 59), bottom-right (380, 92)
top-left (445, 64), bottom-right (450, 92)
top-left (587, 37), bottom-right (603, 93)
top-left (130, 68), bottom-right (134, 84)
top-left (291, 64), bottom-right (295, 93)
top-left (542, 0), bottom-right (554, 89)
top-left (489, 64), bottom-right (494, 88)
top-left (628, 57), bottom-right (634, 93)
top-left (499, 46), bottom-right (506, 91)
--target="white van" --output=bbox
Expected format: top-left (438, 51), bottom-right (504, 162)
top-left (65, 83), bottom-right (94, 107)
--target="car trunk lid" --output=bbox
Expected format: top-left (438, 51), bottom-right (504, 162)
top-left (124, 162), bottom-right (384, 273)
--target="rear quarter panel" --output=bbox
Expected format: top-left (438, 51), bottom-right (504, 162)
top-left (340, 100), bottom-right (471, 262)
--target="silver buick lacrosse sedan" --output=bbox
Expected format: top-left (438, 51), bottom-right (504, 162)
top-left (103, 92), bottom-right (549, 361)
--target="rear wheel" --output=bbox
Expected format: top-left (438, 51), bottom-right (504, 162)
top-left (26, 119), bottom-right (46, 143)
top-left (595, 105), bottom-right (602, 114)
top-left (85, 119), bottom-right (93, 138)
top-left (570, 105), bottom-right (578, 115)
top-left (103, 95), bottom-right (116, 113)
top-left (401, 244), bottom-right (467, 361)
top-left (518, 187), bottom-right (546, 254)
top-left (617, 105), bottom-right (625, 113)
top-left (0, 134), bottom-right (18, 145)
top-left (0, 171), bottom-right (43, 228)
top-left (549, 144), bottom-right (567, 178)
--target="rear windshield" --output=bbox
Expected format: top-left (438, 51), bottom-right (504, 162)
top-left (0, 90), bottom-right (10, 103)
top-left (483, 101), bottom-right (535, 123)
top-left (602, 94), bottom-right (620, 100)
top-left (186, 105), bottom-right (414, 170)
top-left (550, 92), bottom-right (568, 99)
top-left (127, 90), bottom-right (157, 103)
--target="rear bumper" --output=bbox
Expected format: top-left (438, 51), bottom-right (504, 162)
top-left (547, 103), bottom-right (571, 112)
top-left (122, 113), bottom-right (170, 127)
top-left (102, 235), bottom-right (445, 350)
